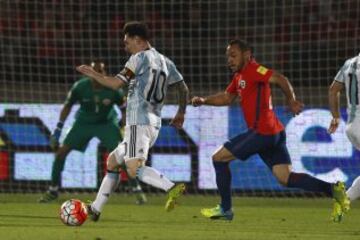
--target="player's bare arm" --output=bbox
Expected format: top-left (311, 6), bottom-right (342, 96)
top-left (269, 72), bottom-right (304, 115)
top-left (191, 92), bottom-right (236, 107)
top-left (76, 65), bottom-right (126, 90)
top-left (59, 103), bottom-right (73, 123)
top-left (170, 80), bottom-right (189, 129)
top-left (328, 80), bottom-right (344, 134)
top-left (50, 103), bottom-right (73, 150)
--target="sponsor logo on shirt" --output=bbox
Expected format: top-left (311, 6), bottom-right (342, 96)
top-left (257, 66), bottom-right (268, 75)
top-left (239, 80), bottom-right (246, 89)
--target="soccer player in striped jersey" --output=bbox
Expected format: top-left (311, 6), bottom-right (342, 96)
top-left (38, 60), bottom-right (146, 204)
top-left (77, 21), bottom-right (189, 221)
top-left (329, 54), bottom-right (360, 222)
top-left (191, 39), bottom-right (349, 221)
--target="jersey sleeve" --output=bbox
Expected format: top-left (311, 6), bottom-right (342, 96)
top-left (251, 65), bottom-right (274, 83)
top-left (115, 53), bottom-right (145, 84)
top-left (125, 53), bottom-right (146, 75)
top-left (334, 60), bottom-right (349, 83)
top-left (166, 58), bottom-right (184, 85)
top-left (225, 77), bottom-right (238, 94)
top-left (64, 81), bottom-right (80, 105)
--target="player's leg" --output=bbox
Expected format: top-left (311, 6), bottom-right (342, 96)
top-left (39, 122), bottom-right (92, 203)
top-left (212, 146), bottom-right (235, 211)
top-left (38, 144), bottom-right (72, 203)
top-left (260, 131), bottom-right (334, 195)
top-left (97, 122), bottom-right (147, 205)
top-left (123, 125), bottom-right (175, 191)
top-left (123, 125), bottom-right (185, 211)
top-left (88, 150), bottom-right (121, 221)
top-left (200, 145), bottom-right (235, 220)
top-left (202, 130), bottom-right (260, 220)
top-left (263, 131), bottom-right (349, 221)
top-left (272, 164), bottom-right (333, 196)
top-left (345, 120), bottom-right (360, 150)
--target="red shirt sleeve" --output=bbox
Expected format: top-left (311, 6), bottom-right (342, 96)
top-left (249, 64), bottom-right (273, 83)
top-left (226, 77), bottom-right (238, 94)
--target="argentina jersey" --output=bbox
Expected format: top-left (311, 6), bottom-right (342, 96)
top-left (121, 48), bottom-right (183, 127)
top-left (335, 54), bottom-right (360, 122)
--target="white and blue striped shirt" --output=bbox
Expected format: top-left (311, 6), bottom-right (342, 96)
top-left (118, 48), bottom-right (183, 128)
top-left (335, 53), bottom-right (360, 122)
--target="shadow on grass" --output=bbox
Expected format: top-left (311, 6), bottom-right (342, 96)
top-left (0, 214), bottom-right (57, 219)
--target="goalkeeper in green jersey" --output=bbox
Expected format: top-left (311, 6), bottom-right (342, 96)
top-left (39, 60), bottom-right (146, 204)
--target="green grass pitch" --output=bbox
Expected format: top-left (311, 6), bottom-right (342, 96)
top-left (0, 193), bottom-right (359, 240)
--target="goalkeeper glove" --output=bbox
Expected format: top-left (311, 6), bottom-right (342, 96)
top-left (50, 121), bottom-right (64, 150)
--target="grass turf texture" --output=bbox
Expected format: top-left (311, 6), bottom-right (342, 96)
top-left (0, 193), bottom-right (360, 240)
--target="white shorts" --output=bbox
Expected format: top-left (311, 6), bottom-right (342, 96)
top-left (346, 119), bottom-right (360, 150)
top-left (114, 125), bottom-right (159, 164)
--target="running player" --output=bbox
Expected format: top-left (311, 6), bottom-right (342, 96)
top-left (328, 53), bottom-right (360, 222)
top-left (192, 39), bottom-right (349, 221)
top-left (39, 60), bottom-right (146, 205)
top-left (76, 21), bottom-right (189, 221)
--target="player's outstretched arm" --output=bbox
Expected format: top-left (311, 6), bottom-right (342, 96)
top-left (50, 103), bottom-right (72, 150)
top-left (191, 92), bottom-right (236, 107)
top-left (328, 80), bottom-right (344, 134)
top-left (170, 81), bottom-right (189, 129)
top-left (269, 72), bottom-right (304, 115)
top-left (76, 65), bottom-right (126, 90)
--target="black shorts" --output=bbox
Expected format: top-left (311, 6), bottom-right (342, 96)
top-left (224, 130), bottom-right (291, 169)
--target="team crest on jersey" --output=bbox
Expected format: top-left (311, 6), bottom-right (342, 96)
top-left (239, 80), bottom-right (246, 89)
top-left (257, 66), bottom-right (268, 75)
top-left (102, 99), bottom-right (111, 105)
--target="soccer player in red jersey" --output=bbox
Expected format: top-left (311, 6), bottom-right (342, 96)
top-left (191, 39), bottom-right (350, 221)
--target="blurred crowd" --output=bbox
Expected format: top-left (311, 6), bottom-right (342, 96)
top-left (0, 0), bottom-right (359, 90)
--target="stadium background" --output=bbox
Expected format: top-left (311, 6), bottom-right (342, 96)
top-left (0, 0), bottom-right (359, 195)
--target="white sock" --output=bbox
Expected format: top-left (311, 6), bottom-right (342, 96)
top-left (346, 176), bottom-right (360, 201)
top-left (137, 166), bottom-right (174, 192)
top-left (92, 172), bottom-right (119, 213)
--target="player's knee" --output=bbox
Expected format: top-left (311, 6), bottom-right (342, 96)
top-left (126, 166), bottom-right (137, 178)
top-left (277, 177), bottom-right (288, 187)
top-left (125, 159), bottom-right (143, 178)
top-left (106, 152), bottom-right (120, 171)
top-left (273, 166), bottom-right (291, 186)
top-left (212, 152), bottom-right (224, 162)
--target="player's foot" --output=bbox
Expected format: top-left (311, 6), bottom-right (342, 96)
top-left (200, 205), bottom-right (234, 221)
top-left (38, 191), bottom-right (58, 203)
top-left (86, 202), bottom-right (101, 222)
top-left (332, 181), bottom-right (350, 213)
top-left (165, 183), bottom-right (186, 212)
top-left (135, 191), bottom-right (147, 205)
top-left (331, 201), bottom-right (344, 223)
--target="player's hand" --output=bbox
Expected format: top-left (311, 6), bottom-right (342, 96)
top-left (170, 112), bottom-right (185, 129)
top-left (191, 96), bottom-right (205, 107)
top-left (50, 128), bottom-right (61, 150)
top-left (328, 117), bottom-right (340, 134)
top-left (50, 122), bottom-right (63, 150)
top-left (288, 99), bottom-right (304, 115)
top-left (76, 65), bottom-right (97, 78)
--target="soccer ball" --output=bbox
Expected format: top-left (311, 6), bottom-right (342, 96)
top-left (59, 199), bottom-right (88, 226)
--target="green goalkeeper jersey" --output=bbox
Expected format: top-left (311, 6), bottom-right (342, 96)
top-left (65, 77), bottom-right (125, 124)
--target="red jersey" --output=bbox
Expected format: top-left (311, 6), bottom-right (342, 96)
top-left (226, 59), bottom-right (284, 135)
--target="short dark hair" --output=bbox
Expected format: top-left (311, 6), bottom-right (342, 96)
top-left (228, 39), bottom-right (252, 52)
top-left (123, 21), bottom-right (149, 40)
